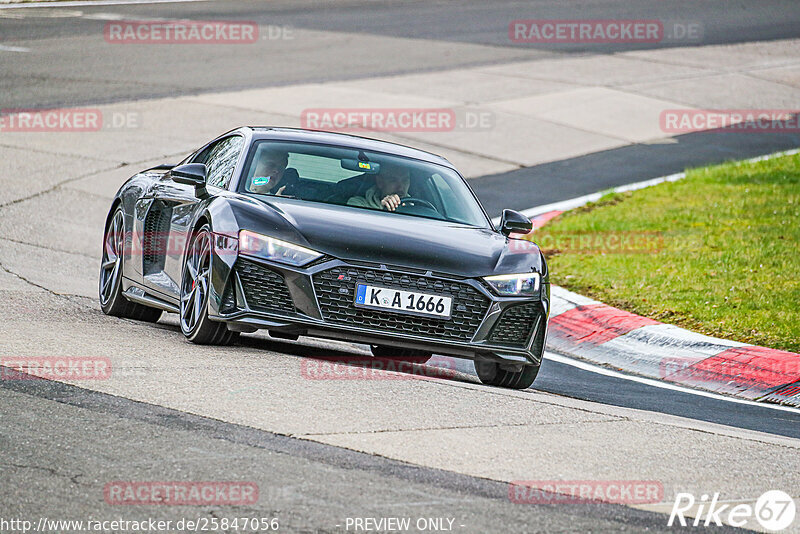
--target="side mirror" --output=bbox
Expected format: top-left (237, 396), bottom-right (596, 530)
top-left (171, 163), bottom-right (208, 197)
top-left (499, 209), bottom-right (532, 236)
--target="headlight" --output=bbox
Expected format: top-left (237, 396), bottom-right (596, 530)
top-left (483, 272), bottom-right (540, 296)
top-left (238, 230), bottom-right (322, 266)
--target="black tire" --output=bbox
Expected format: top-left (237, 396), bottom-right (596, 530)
top-left (474, 360), bottom-right (540, 389)
top-left (370, 344), bottom-right (432, 364)
top-left (99, 207), bottom-right (162, 322)
top-left (179, 224), bottom-right (238, 345)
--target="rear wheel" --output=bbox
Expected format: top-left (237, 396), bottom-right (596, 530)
top-left (99, 207), bottom-right (162, 322)
top-left (180, 225), bottom-right (238, 345)
top-left (370, 344), bottom-right (431, 364)
top-left (475, 360), bottom-right (540, 389)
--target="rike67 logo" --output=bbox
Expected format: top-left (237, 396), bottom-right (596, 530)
top-left (669, 490), bottom-right (796, 531)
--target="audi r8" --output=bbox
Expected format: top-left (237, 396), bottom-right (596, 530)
top-left (99, 127), bottom-right (549, 389)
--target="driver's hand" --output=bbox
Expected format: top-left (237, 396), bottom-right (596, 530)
top-left (381, 194), bottom-right (402, 211)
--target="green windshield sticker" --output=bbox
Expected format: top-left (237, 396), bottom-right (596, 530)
top-left (252, 176), bottom-right (271, 186)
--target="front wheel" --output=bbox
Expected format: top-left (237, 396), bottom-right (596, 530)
top-left (475, 360), bottom-right (539, 389)
top-left (180, 225), bottom-right (238, 345)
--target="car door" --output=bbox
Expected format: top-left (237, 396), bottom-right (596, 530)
top-left (139, 135), bottom-right (245, 300)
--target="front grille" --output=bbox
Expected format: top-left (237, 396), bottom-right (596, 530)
top-left (236, 258), bottom-right (296, 315)
top-left (489, 304), bottom-right (542, 346)
top-left (313, 266), bottom-right (490, 342)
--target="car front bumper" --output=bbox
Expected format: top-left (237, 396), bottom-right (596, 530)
top-left (209, 254), bottom-right (549, 366)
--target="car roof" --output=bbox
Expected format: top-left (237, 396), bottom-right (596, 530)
top-left (246, 127), bottom-right (455, 169)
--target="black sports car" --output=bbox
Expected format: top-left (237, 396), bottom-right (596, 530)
top-left (99, 127), bottom-right (549, 389)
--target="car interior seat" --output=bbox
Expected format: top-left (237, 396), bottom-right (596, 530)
top-left (325, 173), bottom-right (373, 204)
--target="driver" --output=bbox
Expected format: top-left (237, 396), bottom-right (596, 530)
top-left (250, 148), bottom-right (296, 196)
top-left (347, 162), bottom-right (411, 211)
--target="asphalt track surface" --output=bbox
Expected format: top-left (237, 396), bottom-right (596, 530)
top-left (1, 375), bottom-right (731, 534)
top-left (1, 1), bottom-right (800, 532)
top-left (2, 0), bottom-right (800, 108)
top-left (471, 129), bottom-right (800, 216)
top-left (534, 358), bottom-right (800, 440)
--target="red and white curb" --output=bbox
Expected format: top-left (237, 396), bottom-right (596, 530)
top-left (547, 286), bottom-right (800, 406)
top-left (499, 148), bottom-right (800, 406)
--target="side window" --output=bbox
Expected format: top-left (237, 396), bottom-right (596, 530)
top-left (202, 136), bottom-right (244, 189)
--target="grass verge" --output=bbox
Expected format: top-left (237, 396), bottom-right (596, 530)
top-left (534, 152), bottom-right (800, 353)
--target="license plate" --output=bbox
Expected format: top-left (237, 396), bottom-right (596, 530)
top-left (355, 283), bottom-right (452, 319)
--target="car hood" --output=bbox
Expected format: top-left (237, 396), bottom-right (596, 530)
top-left (239, 198), bottom-right (543, 278)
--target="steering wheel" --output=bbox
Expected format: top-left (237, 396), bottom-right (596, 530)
top-left (397, 197), bottom-right (438, 212)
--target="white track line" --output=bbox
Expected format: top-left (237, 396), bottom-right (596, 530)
top-left (546, 352), bottom-right (800, 415)
top-left (0, 44), bottom-right (30, 51)
top-left (0, 0), bottom-right (207, 9)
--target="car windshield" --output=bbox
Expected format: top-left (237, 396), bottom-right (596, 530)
top-left (239, 140), bottom-right (490, 227)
